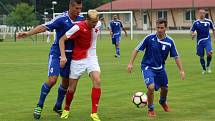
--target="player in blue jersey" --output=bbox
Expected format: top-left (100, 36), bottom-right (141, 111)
top-left (127, 19), bottom-right (185, 117)
top-left (109, 14), bottom-right (127, 58)
top-left (16, 0), bottom-right (83, 119)
top-left (191, 8), bottom-right (215, 74)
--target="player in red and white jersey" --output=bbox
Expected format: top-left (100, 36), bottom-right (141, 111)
top-left (59, 10), bottom-right (102, 121)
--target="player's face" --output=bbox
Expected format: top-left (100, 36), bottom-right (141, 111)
top-left (156, 23), bottom-right (166, 36)
top-left (69, 2), bottom-right (82, 17)
top-left (113, 15), bottom-right (117, 20)
top-left (88, 18), bottom-right (99, 28)
top-left (198, 9), bottom-right (206, 19)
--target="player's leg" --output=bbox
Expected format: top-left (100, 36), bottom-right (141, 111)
top-left (197, 45), bottom-right (206, 74)
top-left (115, 37), bottom-right (121, 57)
top-left (87, 57), bottom-right (101, 121)
top-left (141, 66), bottom-right (156, 117)
top-left (53, 57), bottom-right (71, 115)
top-left (158, 70), bottom-right (170, 112)
top-left (34, 54), bottom-right (60, 119)
top-left (206, 42), bottom-right (213, 73)
top-left (61, 60), bottom-right (85, 119)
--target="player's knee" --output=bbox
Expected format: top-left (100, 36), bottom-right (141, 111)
top-left (47, 76), bottom-right (58, 87)
top-left (61, 78), bottom-right (69, 89)
top-left (147, 84), bottom-right (155, 93)
top-left (93, 78), bottom-right (101, 88)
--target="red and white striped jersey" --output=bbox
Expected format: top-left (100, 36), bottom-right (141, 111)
top-left (65, 21), bottom-right (101, 60)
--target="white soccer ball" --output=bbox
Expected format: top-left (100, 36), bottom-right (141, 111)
top-left (132, 92), bottom-right (147, 108)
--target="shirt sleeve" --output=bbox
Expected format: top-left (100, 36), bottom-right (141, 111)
top-left (135, 36), bottom-right (149, 51)
top-left (65, 25), bottom-right (80, 40)
top-left (170, 41), bottom-right (179, 58)
top-left (120, 21), bottom-right (123, 28)
top-left (209, 20), bottom-right (215, 30)
top-left (43, 16), bottom-right (62, 31)
top-left (190, 21), bottom-right (196, 32)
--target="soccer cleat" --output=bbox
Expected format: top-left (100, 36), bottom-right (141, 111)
top-left (160, 103), bottom-right (170, 112)
top-left (90, 113), bottom-right (101, 121)
top-left (207, 66), bottom-right (212, 73)
top-left (114, 54), bottom-right (120, 58)
top-left (53, 106), bottom-right (63, 115)
top-left (148, 110), bottom-right (156, 117)
top-left (33, 105), bottom-right (42, 119)
top-left (202, 70), bottom-right (206, 74)
top-left (60, 110), bottom-right (70, 119)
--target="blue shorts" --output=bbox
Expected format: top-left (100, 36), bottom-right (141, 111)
top-left (141, 66), bottom-right (168, 91)
top-left (196, 41), bottom-right (212, 57)
top-left (112, 37), bottom-right (121, 45)
top-left (48, 52), bottom-right (71, 78)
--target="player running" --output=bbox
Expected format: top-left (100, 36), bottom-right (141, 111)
top-left (191, 8), bottom-right (215, 74)
top-left (109, 14), bottom-right (127, 58)
top-left (127, 19), bottom-right (185, 117)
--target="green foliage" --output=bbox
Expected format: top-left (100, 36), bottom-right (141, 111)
top-left (6, 3), bottom-right (38, 27)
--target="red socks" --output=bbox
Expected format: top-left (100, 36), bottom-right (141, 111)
top-left (91, 87), bottom-right (101, 113)
top-left (64, 91), bottom-right (74, 111)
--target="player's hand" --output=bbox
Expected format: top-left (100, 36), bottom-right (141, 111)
top-left (60, 57), bottom-right (67, 68)
top-left (191, 33), bottom-right (196, 40)
top-left (180, 71), bottom-right (185, 80)
top-left (127, 63), bottom-right (133, 73)
top-left (16, 32), bottom-right (28, 39)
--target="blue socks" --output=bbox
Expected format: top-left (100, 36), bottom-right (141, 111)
top-left (54, 85), bottom-right (67, 109)
top-left (148, 104), bottom-right (154, 111)
top-left (116, 47), bottom-right (120, 55)
top-left (38, 83), bottom-right (51, 108)
top-left (207, 56), bottom-right (212, 67)
top-left (159, 97), bottom-right (167, 105)
top-left (200, 58), bottom-right (206, 70)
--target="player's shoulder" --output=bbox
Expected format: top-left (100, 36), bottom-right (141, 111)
top-left (143, 33), bottom-right (156, 41)
top-left (205, 18), bottom-right (213, 23)
top-left (165, 34), bottom-right (175, 44)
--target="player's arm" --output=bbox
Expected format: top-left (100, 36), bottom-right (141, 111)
top-left (127, 50), bottom-right (139, 73)
top-left (190, 21), bottom-right (196, 40)
top-left (120, 22), bottom-right (127, 37)
top-left (59, 35), bottom-right (69, 68)
top-left (175, 57), bottom-right (185, 80)
top-left (16, 25), bottom-right (46, 39)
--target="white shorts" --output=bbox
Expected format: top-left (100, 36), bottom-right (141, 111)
top-left (69, 57), bottom-right (101, 79)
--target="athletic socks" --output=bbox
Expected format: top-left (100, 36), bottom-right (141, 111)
top-left (64, 91), bottom-right (74, 111)
top-left (207, 56), bottom-right (212, 67)
top-left (200, 58), bottom-right (206, 70)
top-left (54, 85), bottom-right (67, 109)
top-left (148, 104), bottom-right (154, 111)
top-left (159, 96), bottom-right (167, 105)
top-left (38, 83), bottom-right (51, 108)
top-left (116, 48), bottom-right (120, 55)
top-left (91, 87), bottom-right (101, 113)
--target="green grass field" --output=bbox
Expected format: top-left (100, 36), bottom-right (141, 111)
top-left (0, 34), bottom-right (215, 121)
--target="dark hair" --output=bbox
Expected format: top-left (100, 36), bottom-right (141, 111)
top-left (70, 0), bottom-right (82, 5)
top-left (156, 18), bottom-right (167, 27)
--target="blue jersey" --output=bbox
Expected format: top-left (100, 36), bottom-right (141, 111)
top-left (135, 33), bottom-right (178, 70)
top-left (109, 20), bottom-right (123, 38)
top-left (44, 11), bottom-right (84, 55)
top-left (191, 18), bottom-right (215, 45)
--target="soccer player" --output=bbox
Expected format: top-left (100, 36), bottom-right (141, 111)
top-left (16, 0), bottom-right (83, 119)
top-left (109, 14), bottom-right (127, 58)
top-left (127, 19), bottom-right (185, 117)
top-left (191, 8), bottom-right (215, 74)
top-left (59, 10), bottom-right (101, 121)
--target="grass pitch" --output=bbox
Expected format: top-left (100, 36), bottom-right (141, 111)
top-left (0, 34), bottom-right (215, 121)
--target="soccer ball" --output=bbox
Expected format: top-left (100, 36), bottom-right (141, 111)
top-left (132, 92), bottom-right (147, 108)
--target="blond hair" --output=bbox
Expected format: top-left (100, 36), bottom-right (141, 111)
top-left (87, 9), bottom-right (99, 20)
